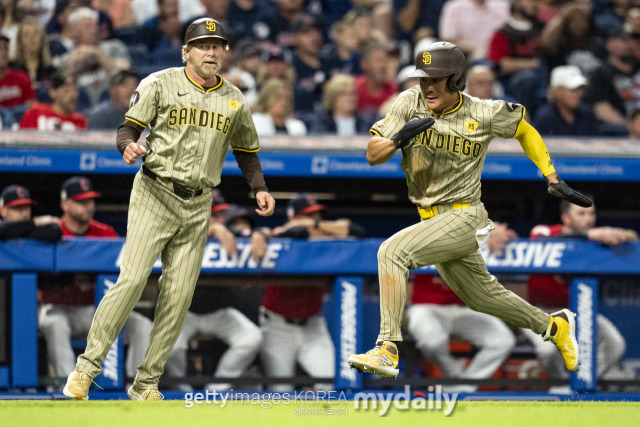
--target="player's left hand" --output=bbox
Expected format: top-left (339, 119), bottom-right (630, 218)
top-left (547, 177), bottom-right (592, 208)
top-left (255, 191), bottom-right (275, 216)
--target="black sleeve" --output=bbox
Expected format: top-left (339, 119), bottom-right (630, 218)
top-left (116, 120), bottom-right (144, 155)
top-left (348, 222), bottom-right (366, 237)
top-left (277, 226), bottom-right (310, 239)
top-left (0, 220), bottom-right (35, 240)
top-left (233, 150), bottom-right (269, 196)
top-left (29, 224), bottom-right (63, 242)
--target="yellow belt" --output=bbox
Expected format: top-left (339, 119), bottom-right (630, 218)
top-left (418, 203), bottom-right (471, 219)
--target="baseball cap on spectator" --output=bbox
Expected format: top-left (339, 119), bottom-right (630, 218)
top-left (397, 65), bottom-right (417, 84)
top-left (262, 45), bottom-right (291, 63)
top-left (110, 69), bottom-right (139, 87)
top-left (292, 14), bottom-right (322, 33)
top-left (211, 189), bottom-right (231, 213)
top-left (0, 185), bottom-right (37, 207)
top-left (61, 176), bottom-right (101, 201)
top-left (234, 38), bottom-right (261, 62)
top-left (51, 72), bottom-right (77, 89)
top-left (287, 193), bottom-right (326, 218)
top-left (550, 65), bottom-right (588, 89)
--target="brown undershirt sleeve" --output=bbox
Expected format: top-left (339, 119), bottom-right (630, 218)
top-left (116, 120), bottom-right (144, 155)
top-left (233, 150), bottom-right (268, 196)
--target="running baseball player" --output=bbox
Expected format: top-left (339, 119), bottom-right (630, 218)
top-left (348, 41), bottom-right (590, 378)
top-left (63, 18), bottom-right (275, 400)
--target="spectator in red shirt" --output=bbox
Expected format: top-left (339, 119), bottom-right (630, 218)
top-left (260, 193), bottom-right (365, 391)
top-left (38, 176), bottom-right (151, 387)
top-left (20, 71), bottom-right (87, 131)
top-left (524, 198), bottom-right (635, 381)
top-left (487, 0), bottom-right (544, 116)
top-left (355, 42), bottom-right (398, 117)
top-left (407, 223), bottom-right (516, 392)
top-left (0, 33), bottom-right (36, 109)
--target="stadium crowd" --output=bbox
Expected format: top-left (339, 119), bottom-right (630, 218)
top-left (1, 0), bottom-right (640, 136)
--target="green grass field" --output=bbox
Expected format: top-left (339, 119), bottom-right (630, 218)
top-left (3, 400), bottom-right (640, 427)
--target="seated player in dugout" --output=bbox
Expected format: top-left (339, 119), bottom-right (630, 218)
top-left (348, 41), bottom-right (592, 379)
top-left (260, 194), bottom-right (365, 391)
top-left (523, 196), bottom-right (636, 382)
top-left (207, 189), bottom-right (270, 262)
top-left (0, 184), bottom-right (61, 242)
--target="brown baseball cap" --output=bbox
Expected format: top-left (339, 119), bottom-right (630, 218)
top-left (184, 18), bottom-right (229, 47)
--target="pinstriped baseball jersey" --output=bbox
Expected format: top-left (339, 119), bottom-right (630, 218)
top-left (371, 88), bottom-right (524, 209)
top-left (126, 68), bottom-right (259, 189)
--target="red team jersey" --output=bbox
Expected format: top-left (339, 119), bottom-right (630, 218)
top-left (0, 69), bottom-right (35, 108)
top-left (39, 219), bottom-right (118, 305)
top-left (528, 224), bottom-right (568, 308)
top-left (411, 273), bottom-right (465, 305)
top-left (262, 285), bottom-right (325, 320)
top-left (19, 103), bottom-right (88, 131)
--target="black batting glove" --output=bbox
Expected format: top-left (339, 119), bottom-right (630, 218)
top-left (547, 178), bottom-right (593, 208)
top-left (390, 117), bottom-right (435, 149)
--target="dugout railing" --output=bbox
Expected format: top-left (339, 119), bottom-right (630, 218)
top-left (1, 237), bottom-right (638, 394)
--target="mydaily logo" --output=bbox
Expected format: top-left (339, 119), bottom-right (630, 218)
top-left (353, 385), bottom-right (458, 416)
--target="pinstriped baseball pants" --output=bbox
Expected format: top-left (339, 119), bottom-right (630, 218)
top-left (377, 202), bottom-right (550, 342)
top-left (76, 171), bottom-right (212, 389)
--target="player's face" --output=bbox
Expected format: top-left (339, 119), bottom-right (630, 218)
top-left (420, 76), bottom-right (460, 114)
top-left (0, 204), bottom-right (31, 221)
top-left (563, 204), bottom-right (596, 233)
top-left (62, 198), bottom-right (95, 224)
top-left (186, 39), bottom-right (227, 80)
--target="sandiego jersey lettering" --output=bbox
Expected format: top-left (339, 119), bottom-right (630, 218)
top-left (125, 67), bottom-right (259, 189)
top-left (371, 88), bottom-right (524, 209)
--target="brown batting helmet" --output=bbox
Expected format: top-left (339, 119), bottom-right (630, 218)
top-left (411, 41), bottom-right (468, 92)
top-left (184, 18), bottom-right (229, 48)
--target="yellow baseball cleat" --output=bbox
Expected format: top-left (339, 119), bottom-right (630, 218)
top-left (63, 369), bottom-right (91, 400)
top-left (543, 309), bottom-right (579, 371)
top-left (348, 341), bottom-right (399, 378)
top-left (128, 385), bottom-right (164, 401)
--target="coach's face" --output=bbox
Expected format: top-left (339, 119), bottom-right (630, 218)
top-left (420, 76), bottom-right (459, 115)
top-left (186, 38), bottom-right (227, 80)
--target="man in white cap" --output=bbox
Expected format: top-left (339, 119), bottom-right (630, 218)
top-left (533, 65), bottom-right (603, 136)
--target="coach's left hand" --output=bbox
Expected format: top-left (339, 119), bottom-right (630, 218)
top-left (255, 191), bottom-right (275, 216)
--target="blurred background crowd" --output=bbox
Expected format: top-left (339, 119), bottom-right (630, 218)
top-left (2, 0), bottom-right (640, 137)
